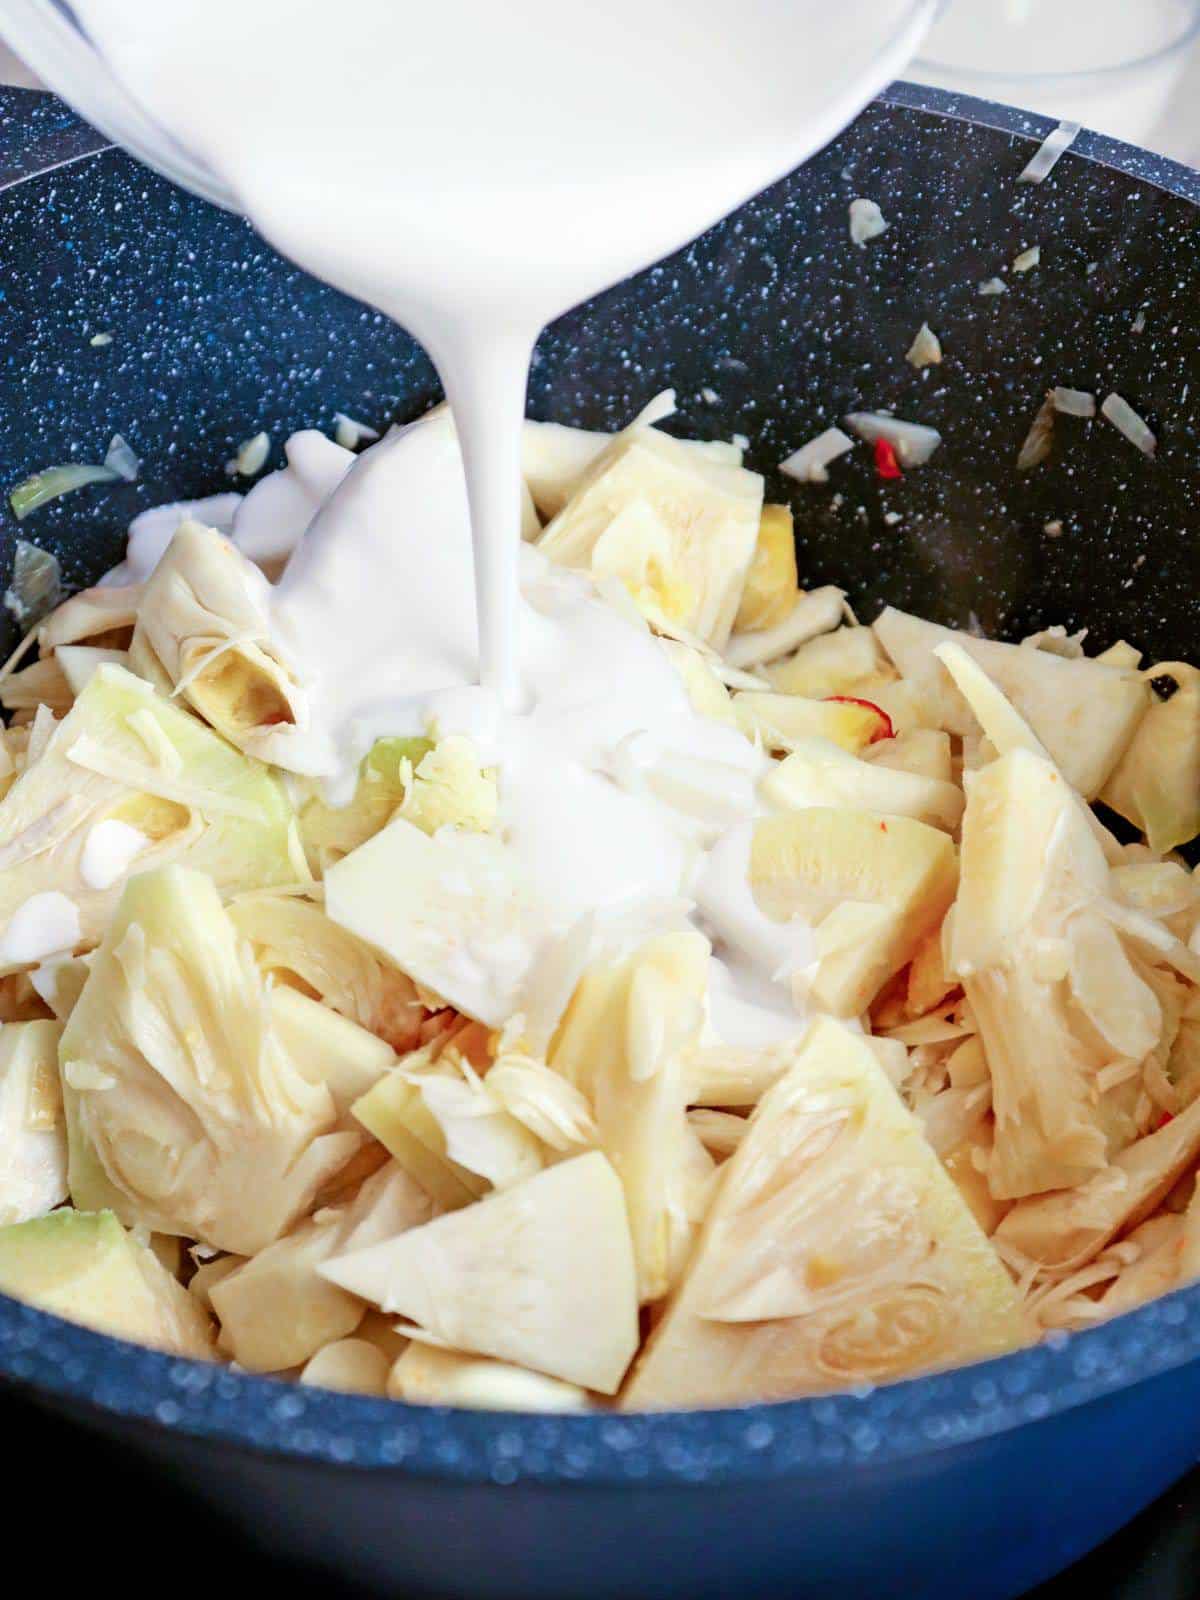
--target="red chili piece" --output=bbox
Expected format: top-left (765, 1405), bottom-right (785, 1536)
top-left (874, 438), bottom-right (903, 480)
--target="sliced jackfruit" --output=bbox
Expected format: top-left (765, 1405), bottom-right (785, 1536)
top-left (761, 736), bottom-right (963, 831)
top-left (734, 505), bottom-right (799, 633)
top-left (521, 414), bottom-right (743, 520)
top-left (321, 1151), bottom-right (639, 1394)
top-left (389, 1341), bottom-right (590, 1410)
top-left (767, 625), bottom-right (890, 698)
top-left (0, 1019), bottom-right (66, 1225)
top-left (623, 1018), bottom-right (1026, 1408)
top-left (734, 692), bottom-right (892, 755)
top-left (131, 520), bottom-right (306, 759)
top-left (0, 1207), bottom-right (213, 1358)
top-left (659, 639), bottom-right (738, 726)
top-left (749, 809), bottom-right (958, 1016)
top-left (297, 735), bottom-right (432, 866)
top-left (550, 931), bottom-right (708, 1301)
top-left (0, 663), bottom-right (300, 974)
top-left (874, 607), bottom-right (1147, 797)
top-left (865, 727), bottom-right (954, 784)
top-left (268, 984), bottom-right (397, 1119)
top-left (538, 428), bottom-right (763, 648)
top-left (210, 1162), bottom-right (433, 1372)
top-left (61, 865), bottom-right (360, 1255)
top-left (1100, 664), bottom-right (1200, 853)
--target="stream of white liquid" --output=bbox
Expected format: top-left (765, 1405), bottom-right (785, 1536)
top-left (72, 0), bottom-right (934, 1035)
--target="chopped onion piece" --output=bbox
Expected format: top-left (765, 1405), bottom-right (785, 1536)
top-left (1101, 392), bottom-right (1157, 457)
top-left (843, 412), bottom-right (941, 468)
top-left (3, 540), bottom-right (62, 628)
top-left (849, 198), bottom-right (888, 247)
top-left (1052, 387), bottom-right (1096, 419)
top-left (1131, 310), bottom-right (1146, 335)
top-left (978, 277), bottom-right (1008, 297)
top-left (905, 323), bottom-right (942, 369)
top-left (779, 426), bottom-right (854, 484)
top-left (1016, 394), bottom-right (1055, 471)
top-left (227, 431), bottom-right (271, 477)
top-left (103, 433), bottom-right (140, 482)
top-left (89, 332), bottom-right (113, 347)
top-left (1017, 120), bottom-right (1081, 184)
top-left (332, 412), bottom-right (381, 450)
top-left (9, 462), bottom-right (118, 522)
top-left (1012, 246), bottom-right (1041, 274)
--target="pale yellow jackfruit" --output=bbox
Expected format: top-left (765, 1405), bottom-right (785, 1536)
top-left (0, 1019), bottom-right (66, 1225)
top-left (389, 1341), bottom-right (590, 1410)
top-left (301, 1337), bottom-right (392, 1396)
top-left (61, 866), bottom-right (360, 1255)
top-left (734, 505), bottom-right (798, 633)
top-left (767, 625), bottom-right (890, 698)
top-left (761, 736), bottom-right (963, 832)
top-left (321, 1151), bottom-right (640, 1394)
top-left (297, 736), bottom-right (433, 866)
top-left (521, 415), bottom-right (743, 520)
top-left (539, 428), bottom-right (763, 648)
top-left (866, 727), bottom-right (953, 783)
top-left (623, 1019), bottom-right (1026, 1408)
top-left (1101, 664), bottom-right (1200, 853)
top-left (0, 663), bottom-right (300, 974)
top-left (733, 691), bottom-right (891, 755)
top-left (550, 931), bottom-right (709, 1301)
top-left (750, 809), bottom-right (958, 1016)
top-left (0, 1207), bottom-right (213, 1358)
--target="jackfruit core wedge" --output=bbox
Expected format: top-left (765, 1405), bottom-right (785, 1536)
top-left (623, 1018), bottom-right (1026, 1408)
top-left (61, 865), bottom-right (360, 1255)
top-left (0, 663), bottom-right (300, 973)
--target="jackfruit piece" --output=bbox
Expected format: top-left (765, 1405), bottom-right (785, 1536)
top-left (301, 1337), bottom-right (391, 1396)
top-left (767, 625), bottom-right (890, 698)
top-left (0, 663), bottom-right (300, 974)
top-left (38, 583), bottom-right (140, 651)
top-left (538, 428), bottom-right (763, 648)
top-left (1101, 664), bottom-right (1200, 853)
top-left (550, 931), bottom-right (708, 1302)
top-left (734, 692), bottom-right (892, 755)
top-left (0, 1207), bottom-right (213, 1358)
top-left (749, 809), bottom-right (958, 1016)
top-left (131, 520), bottom-right (305, 759)
top-left (0, 655), bottom-right (73, 715)
top-left (995, 1087), bottom-right (1200, 1273)
top-left (659, 639), bottom-right (738, 726)
top-left (0, 1019), bottom-right (66, 1225)
top-left (725, 588), bottom-right (846, 672)
top-left (865, 727), bottom-right (953, 784)
top-left (521, 415), bottom-right (743, 520)
top-left (229, 892), bottom-right (424, 1053)
top-left (951, 748), bottom-right (1165, 1199)
top-left (874, 607), bottom-right (1147, 797)
top-left (734, 505), bottom-right (799, 633)
top-left (623, 1018), bottom-right (1025, 1408)
top-left (61, 865), bottom-right (360, 1255)
top-left (297, 736), bottom-right (433, 866)
top-left (762, 736), bottom-right (963, 831)
top-left (389, 1341), bottom-right (590, 1411)
top-left (321, 1151), bottom-right (639, 1394)
top-left (210, 1162), bottom-right (433, 1372)
top-left (268, 985), bottom-right (397, 1118)
top-left (57, 646), bottom-right (129, 699)
top-left (396, 736), bottom-right (497, 836)
top-left (352, 1044), bottom-right (489, 1212)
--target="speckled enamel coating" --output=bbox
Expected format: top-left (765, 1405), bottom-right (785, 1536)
top-left (0, 82), bottom-right (1198, 1600)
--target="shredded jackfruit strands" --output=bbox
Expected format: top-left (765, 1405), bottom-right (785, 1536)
top-left (0, 397), bottom-right (1196, 1411)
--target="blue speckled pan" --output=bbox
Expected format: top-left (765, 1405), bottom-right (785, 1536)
top-left (0, 82), bottom-right (1198, 1600)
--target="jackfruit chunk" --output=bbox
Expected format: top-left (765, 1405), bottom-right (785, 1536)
top-left (389, 1341), bottom-right (590, 1411)
top-left (767, 625), bottom-right (890, 698)
top-left (61, 866), bottom-right (360, 1255)
top-left (301, 1337), bottom-right (391, 1395)
top-left (538, 428), bottom-right (763, 648)
top-left (1100, 664), bottom-right (1200, 853)
top-left (995, 1087), bottom-right (1200, 1274)
top-left (951, 748), bottom-right (1163, 1200)
top-left (521, 415), bottom-right (743, 520)
top-left (131, 520), bottom-right (305, 758)
top-left (874, 607), bottom-right (1147, 797)
top-left (0, 1019), bottom-right (66, 1225)
top-left (229, 892), bottom-right (424, 1053)
top-left (762, 737), bottom-right (963, 831)
top-left (0, 1207), bottom-right (213, 1358)
top-left (734, 505), bottom-right (799, 633)
top-left (733, 691), bottom-right (891, 755)
top-left (0, 663), bottom-right (300, 974)
top-left (297, 736), bottom-right (432, 866)
top-left (321, 1151), bottom-right (639, 1394)
top-left (623, 1019), bottom-right (1026, 1408)
top-left (352, 1044), bottom-right (489, 1214)
top-left (210, 1162), bottom-right (433, 1372)
top-left (550, 932), bottom-right (709, 1301)
top-left (749, 810), bottom-right (958, 1016)
top-left (268, 985), bottom-right (396, 1118)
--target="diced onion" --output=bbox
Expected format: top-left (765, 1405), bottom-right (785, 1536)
top-left (1012, 246), bottom-right (1041, 274)
top-left (1016, 394), bottom-right (1056, 471)
top-left (849, 198), bottom-right (887, 247)
top-left (1131, 310), bottom-right (1146, 335)
top-left (978, 277), bottom-right (1008, 297)
top-left (1101, 392), bottom-right (1157, 457)
top-left (779, 426), bottom-right (855, 484)
top-left (1017, 120), bottom-right (1081, 184)
top-left (103, 433), bottom-right (141, 482)
top-left (905, 323), bottom-right (942, 369)
top-left (1052, 387), bottom-right (1096, 419)
top-left (3, 540), bottom-right (62, 628)
top-left (228, 431), bottom-right (271, 477)
top-left (89, 332), bottom-right (113, 347)
top-left (9, 462), bottom-right (118, 522)
top-left (843, 412), bottom-right (941, 467)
